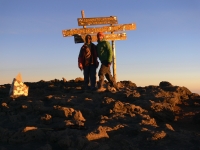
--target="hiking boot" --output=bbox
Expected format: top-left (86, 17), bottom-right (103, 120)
top-left (97, 87), bottom-right (106, 92)
top-left (113, 83), bottom-right (120, 91)
top-left (115, 87), bottom-right (120, 91)
top-left (91, 87), bottom-right (97, 91)
top-left (84, 86), bottom-right (90, 91)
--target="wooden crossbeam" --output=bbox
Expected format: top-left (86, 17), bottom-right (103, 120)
top-left (77, 16), bottom-right (118, 26)
top-left (74, 33), bottom-right (127, 43)
top-left (62, 23), bottom-right (136, 37)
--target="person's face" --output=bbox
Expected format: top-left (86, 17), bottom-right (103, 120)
top-left (97, 34), bottom-right (104, 41)
top-left (86, 35), bottom-right (91, 43)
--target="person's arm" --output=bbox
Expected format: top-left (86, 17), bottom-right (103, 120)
top-left (106, 41), bottom-right (113, 67)
top-left (95, 45), bottom-right (98, 57)
top-left (93, 44), bottom-right (99, 68)
top-left (78, 47), bottom-right (84, 70)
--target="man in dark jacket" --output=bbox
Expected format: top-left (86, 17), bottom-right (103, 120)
top-left (96, 32), bottom-right (118, 92)
top-left (78, 34), bottom-right (99, 91)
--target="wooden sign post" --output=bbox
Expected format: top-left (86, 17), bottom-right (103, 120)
top-left (62, 10), bottom-right (136, 82)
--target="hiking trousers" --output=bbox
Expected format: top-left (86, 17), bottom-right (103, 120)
top-left (83, 65), bottom-right (96, 89)
top-left (98, 64), bottom-right (117, 89)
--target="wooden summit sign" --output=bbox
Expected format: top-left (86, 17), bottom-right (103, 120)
top-left (77, 16), bottom-right (118, 26)
top-left (62, 23), bottom-right (136, 37)
top-left (74, 33), bottom-right (127, 43)
top-left (62, 10), bottom-right (136, 81)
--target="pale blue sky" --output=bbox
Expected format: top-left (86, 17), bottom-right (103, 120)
top-left (0, 0), bottom-right (200, 94)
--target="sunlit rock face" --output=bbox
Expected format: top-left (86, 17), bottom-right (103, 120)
top-left (0, 78), bottom-right (200, 149)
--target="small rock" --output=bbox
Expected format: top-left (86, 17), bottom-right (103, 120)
top-left (62, 77), bottom-right (67, 82)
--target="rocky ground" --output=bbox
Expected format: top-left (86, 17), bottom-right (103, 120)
top-left (0, 78), bottom-right (200, 150)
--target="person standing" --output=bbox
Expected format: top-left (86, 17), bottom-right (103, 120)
top-left (96, 32), bottom-right (119, 92)
top-left (78, 34), bottom-right (99, 91)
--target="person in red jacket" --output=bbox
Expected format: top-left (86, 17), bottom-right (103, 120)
top-left (78, 34), bottom-right (99, 91)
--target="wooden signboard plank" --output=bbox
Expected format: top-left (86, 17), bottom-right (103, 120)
top-left (74, 33), bottom-right (127, 43)
top-left (77, 16), bottom-right (118, 26)
top-left (62, 23), bottom-right (136, 37)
